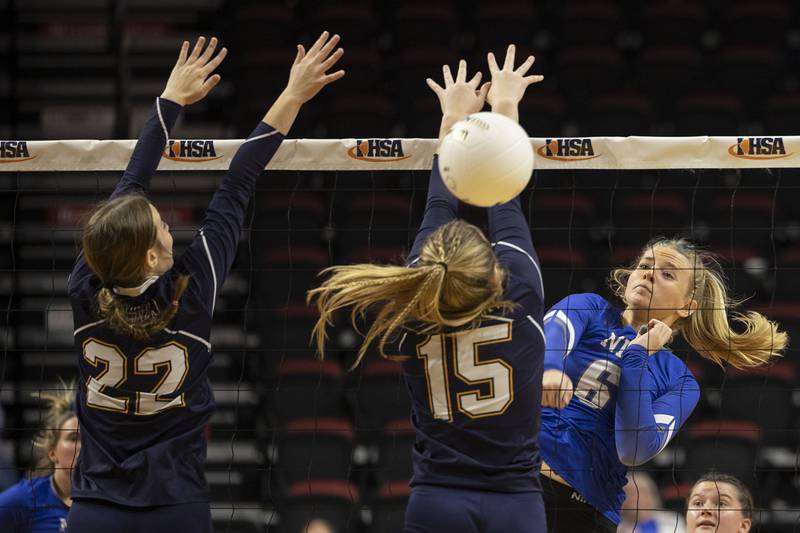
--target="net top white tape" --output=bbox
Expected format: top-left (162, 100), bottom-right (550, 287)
top-left (1, 136), bottom-right (799, 171)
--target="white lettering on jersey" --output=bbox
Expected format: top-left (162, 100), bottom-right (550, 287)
top-left (600, 331), bottom-right (631, 358)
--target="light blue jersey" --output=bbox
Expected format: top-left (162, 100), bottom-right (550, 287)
top-left (539, 293), bottom-right (699, 524)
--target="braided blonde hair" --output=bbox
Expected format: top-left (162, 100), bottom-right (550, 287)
top-left (610, 238), bottom-right (787, 369)
top-left (308, 219), bottom-right (514, 368)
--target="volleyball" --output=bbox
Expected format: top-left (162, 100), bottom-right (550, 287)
top-left (438, 112), bottom-right (534, 207)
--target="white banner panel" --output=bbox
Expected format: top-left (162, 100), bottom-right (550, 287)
top-left (1, 136), bottom-right (798, 171)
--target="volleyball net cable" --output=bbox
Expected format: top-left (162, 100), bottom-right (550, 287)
top-left (1, 135), bottom-right (798, 531)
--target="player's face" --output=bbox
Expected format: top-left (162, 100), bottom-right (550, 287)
top-left (148, 204), bottom-right (175, 275)
top-left (624, 246), bottom-right (697, 325)
top-left (49, 415), bottom-right (80, 471)
top-left (687, 481), bottom-right (751, 532)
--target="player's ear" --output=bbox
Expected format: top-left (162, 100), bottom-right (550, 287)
top-left (740, 517), bottom-right (751, 532)
top-left (679, 298), bottom-right (698, 318)
top-left (145, 248), bottom-right (159, 272)
top-left (48, 448), bottom-right (57, 466)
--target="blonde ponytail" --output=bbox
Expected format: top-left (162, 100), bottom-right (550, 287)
top-left (308, 219), bottom-right (514, 368)
top-left (680, 262), bottom-right (786, 368)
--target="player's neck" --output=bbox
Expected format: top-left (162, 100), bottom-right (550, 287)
top-left (621, 308), bottom-right (678, 330)
top-left (52, 469), bottom-right (72, 506)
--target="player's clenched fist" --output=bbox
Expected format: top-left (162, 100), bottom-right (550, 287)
top-left (541, 369), bottom-right (574, 409)
top-left (630, 319), bottom-right (673, 354)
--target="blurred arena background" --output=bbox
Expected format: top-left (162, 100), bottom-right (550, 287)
top-left (1, 0), bottom-right (799, 532)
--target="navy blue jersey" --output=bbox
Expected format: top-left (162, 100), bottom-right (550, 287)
top-left (68, 97), bottom-right (283, 506)
top-left (539, 293), bottom-right (700, 524)
top-left (0, 475), bottom-right (69, 533)
top-left (391, 157), bottom-right (545, 493)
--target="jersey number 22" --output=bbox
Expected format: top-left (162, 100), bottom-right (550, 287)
top-left (82, 338), bottom-right (188, 416)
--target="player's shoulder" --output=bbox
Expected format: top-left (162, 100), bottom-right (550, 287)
top-left (0, 475), bottom-right (49, 506)
top-left (547, 292), bottom-right (611, 317)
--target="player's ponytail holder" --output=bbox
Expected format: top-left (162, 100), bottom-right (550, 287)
top-left (435, 261), bottom-right (448, 273)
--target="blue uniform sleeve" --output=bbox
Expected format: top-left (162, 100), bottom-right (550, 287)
top-left (614, 345), bottom-right (700, 466)
top-left (68, 97), bottom-right (183, 294)
top-left (111, 97), bottom-right (183, 199)
top-left (0, 481), bottom-right (29, 532)
top-left (177, 122), bottom-right (284, 314)
top-left (488, 196), bottom-right (543, 298)
top-left (407, 155), bottom-right (459, 264)
top-left (543, 294), bottom-right (602, 372)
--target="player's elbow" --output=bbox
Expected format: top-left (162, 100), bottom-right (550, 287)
top-left (617, 449), bottom-right (650, 467)
top-left (616, 439), bottom-right (658, 467)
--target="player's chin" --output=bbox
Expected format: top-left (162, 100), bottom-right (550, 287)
top-left (625, 293), bottom-right (654, 310)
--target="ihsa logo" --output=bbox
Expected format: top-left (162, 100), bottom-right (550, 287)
top-left (537, 138), bottom-right (599, 161)
top-left (163, 140), bottom-right (222, 162)
top-left (347, 139), bottom-right (410, 162)
top-left (0, 141), bottom-right (36, 163)
top-left (728, 137), bottom-right (791, 160)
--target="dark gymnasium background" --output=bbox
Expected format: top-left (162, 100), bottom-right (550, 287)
top-left (1, 0), bottom-right (799, 532)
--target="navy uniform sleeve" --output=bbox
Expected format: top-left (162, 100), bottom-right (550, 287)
top-left (407, 155), bottom-right (459, 265)
top-left (543, 293), bottom-right (604, 372)
top-left (111, 97), bottom-right (183, 199)
top-left (0, 480), bottom-right (29, 532)
top-left (68, 97), bottom-right (183, 295)
top-left (177, 122), bottom-right (284, 314)
top-left (614, 345), bottom-right (700, 466)
top-left (488, 195), bottom-right (543, 300)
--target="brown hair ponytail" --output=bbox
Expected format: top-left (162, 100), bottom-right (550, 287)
top-left (96, 275), bottom-right (191, 340)
top-left (83, 195), bottom-right (190, 340)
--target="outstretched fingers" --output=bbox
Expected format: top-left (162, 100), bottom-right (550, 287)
top-left (426, 77), bottom-right (445, 97)
top-left (294, 44), bottom-right (306, 65)
top-left (188, 36), bottom-right (206, 63)
top-left (306, 31), bottom-right (330, 59)
top-left (175, 40), bottom-right (190, 67)
top-left (323, 69), bottom-right (346, 85)
top-left (477, 81), bottom-right (491, 100)
top-left (201, 46), bottom-right (228, 77)
top-left (315, 33), bottom-right (341, 62)
top-left (456, 59), bottom-right (467, 83)
top-left (525, 74), bottom-right (544, 85)
top-left (516, 55), bottom-right (535, 76)
top-left (503, 44), bottom-right (516, 70)
top-left (320, 47), bottom-right (344, 72)
top-left (487, 52), bottom-right (499, 74)
top-left (442, 64), bottom-right (455, 86)
top-left (199, 74), bottom-right (222, 97)
top-left (197, 36), bottom-right (218, 65)
top-left (468, 70), bottom-right (482, 89)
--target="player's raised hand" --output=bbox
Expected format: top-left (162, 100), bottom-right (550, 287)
top-left (631, 319), bottom-right (673, 354)
top-left (427, 59), bottom-right (491, 120)
top-left (541, 369), bottom-right (574, 409)
top-left (161, 36), bottom-right (228, 106)
top-left (486, 45), bottom-right (543, 121)
top-left (282, 31), bottom-right (345, 105)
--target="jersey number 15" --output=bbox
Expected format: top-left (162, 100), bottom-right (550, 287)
top-left (417, 323), bottom-right (513, 422)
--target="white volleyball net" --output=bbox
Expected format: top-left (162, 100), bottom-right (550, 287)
top-left (1, 136), bottom-right (798, 532)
